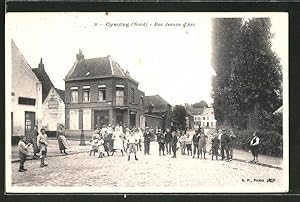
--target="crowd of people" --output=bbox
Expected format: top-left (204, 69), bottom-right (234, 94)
top-left (86, 124), bottom-right (260, 163)
top-left (17, 123), bottom-right (261, 172)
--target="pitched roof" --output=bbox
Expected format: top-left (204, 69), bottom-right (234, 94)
top-left (144, 95), bottom-right (171, 113)
top-left (201, 107), bottom-right (214, 116)
top-left (65, 55), bottom-right (138, 84)
top-left (55, 88), bottom-right (65, 103)
top-left (191, 107), bottom-right (205, 115)
top-left (32, 59), bottom-right (55, 102)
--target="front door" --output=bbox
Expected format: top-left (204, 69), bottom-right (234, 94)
top-left (94, 110), bottom-right (109, 129)
top-left (129, 112), bottom-right (136, 128)
top-left (115, 110), bottom-right (124, 126)
top-left (25, 111), bottom-right (35, 141)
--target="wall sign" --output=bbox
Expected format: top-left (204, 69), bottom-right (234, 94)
top-left (48, 99), bottom-right (59, 109)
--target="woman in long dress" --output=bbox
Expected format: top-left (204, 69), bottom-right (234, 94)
top-left (56, 124), bottom-right (69, 155)
top-left (112, 126), bottom-right (124, 156)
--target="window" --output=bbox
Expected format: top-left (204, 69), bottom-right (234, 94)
top-left (98, 85), bottom-right (106, 101)
top-left (207, 122), bottom-right (209, 127)
top-left (116, 85), bottom-right (124, 105)
top-left (70, 109), bottom-right (79, 130)
top-left (83, 109), bottom-right (91, 130)
top-left (203, 117), bottom-right (205, 120)
top-left (203, 122), bottom-right (206, 126)
top-left (131, 88), bottom-right (135, 103)
top-left (83, 86), bottom-right (90, 102)
top-left (211, 122), bottom-right (213, 127)
top-left (207, 116), bottom-right (209, 120)
top-left (141, 96), bottom-right (144, 107)
top-left (71, 87), bottom-right (78, 103)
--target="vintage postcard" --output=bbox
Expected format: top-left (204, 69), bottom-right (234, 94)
top-left (5, 12), bottom-right (288, 193)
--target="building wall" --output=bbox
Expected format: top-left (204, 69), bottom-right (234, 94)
top-left (145, 114), bottom-right (163, 130)
top-left (42, 87), bottom-right (65, 131)
top-left (11, 41), bottom-right (43, 137)
top-left (65, 77), bottom-right (145, 134)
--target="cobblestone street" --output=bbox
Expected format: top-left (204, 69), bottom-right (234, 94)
top-left (10, 142), bottom-right (284, 192)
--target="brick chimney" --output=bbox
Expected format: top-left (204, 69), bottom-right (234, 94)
top-left (76, 49), bottom-right (84, 61)
top-left (38, 58), bottom-right (44, 70)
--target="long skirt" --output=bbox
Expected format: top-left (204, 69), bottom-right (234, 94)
top-left (58, 135), bottom-right (69, 151)
top-left (113, 138), bottom-right (123, 150)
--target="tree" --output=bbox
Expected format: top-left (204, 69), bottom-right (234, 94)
top-left (211, 18), bottom-right (243, 126)
top-left (172, 105), bottom-right (187, 130)
top-left (211, 18), bottom-right (282, 129)
top-left (192, 100), bottom-right (208, 108)
top-left (229, 18), bottom-right (282, 128)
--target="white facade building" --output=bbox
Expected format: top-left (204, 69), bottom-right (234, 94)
top-left (9, 40), bottom-right (43, 142)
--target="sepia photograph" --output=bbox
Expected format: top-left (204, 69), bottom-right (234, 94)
top-left (5, 12), bottom-right (288, 193)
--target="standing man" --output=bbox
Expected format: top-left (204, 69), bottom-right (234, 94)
top-left (220, 128), bottom-right (230, 161)
top-left (157, 129), bottom-right (166, 156)
top-left (228, 129), bottom-right (237, 161)
top-left (31, 125), bottom-right (40, 159)
top-left (143, 127), bottom-right (151, 155)
top-left (198, 129), bottom-right (208, 159)
top-left (171, 130), bottom-right (178, 158)
top-left (192, 129), bottom-right (200, 158)
top-left (250, 131), bottom-right (260, 163)
top-left (164, 128), bottom-right (172, 155)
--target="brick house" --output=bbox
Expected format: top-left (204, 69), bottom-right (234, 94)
top-left (64, 50), bottom-right (145, 136)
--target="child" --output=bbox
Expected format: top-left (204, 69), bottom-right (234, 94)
top-left (18, 135), bottom-right (31, 172)
top-left (90, 130), bottom-right (100, 156)
top-left (98, 134), bottom-right (105, 158)
top-left (179, 132), bottom-right (187, 155)
top-left (127, 130), bottom-right (138, 161)
top-left (37, 128), bottom-right (48, 167)
top-left (211, 132), bottom-right (219, 160)
top-left (185, 132), bottom-right (192, 156)
top-left (250, 131), bottom-right (260, 163)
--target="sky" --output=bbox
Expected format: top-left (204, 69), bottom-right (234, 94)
top-left (5, 12), bottom-right (288, 106)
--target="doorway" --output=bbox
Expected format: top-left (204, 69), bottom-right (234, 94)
top-left (129, 111), bottom-right (136, 128)
top-left (94, 110), bottom-right (109, 129)
top-left (25, 111), bottom-right (35, 141)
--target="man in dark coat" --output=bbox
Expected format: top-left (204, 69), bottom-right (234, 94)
top-left (164, 128), bottom-right (172, 155)
top-left (220, 128), bottom-right (230, 161)
top-left (192, 129), bottom-right (200, 158)
top-left (157, 129), bottom-right (166, 156)
top-left (143, 127), bottom-right (152, 155)
top-left (30, 125), bottom-right (40, 159)
top-left (171, 131), bottom-right (178, 158)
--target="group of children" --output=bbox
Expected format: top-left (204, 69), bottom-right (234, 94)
top-left (89, 124), bottom-right (143, 161)
top-left (18, 128), bottom-right (49, 172)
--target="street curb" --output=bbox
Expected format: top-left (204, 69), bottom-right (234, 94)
top-left (232, 158), bottom-right (283, 170)
top-left (11, 150), bottom-right (89, 163)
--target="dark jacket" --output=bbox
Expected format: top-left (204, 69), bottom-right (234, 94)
top-left (211, 137), bottom-right (219, 148)
top-left (171, 135), bottom-right (178, 146)
top-left (192, 133), bottom-right (200, 145)
top-left (220, 133), bottom-right (230, 146)
top-left (165, 131), bottom-right (172, 143)
top-left (144, 131), bottom-right (152, 142)
top-left (228, 134), bottom-right (236, 147)
top-left (157, 133), bottom-right (165, 144)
